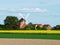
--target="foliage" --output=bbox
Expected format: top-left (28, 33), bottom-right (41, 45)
top-left (4, 16), bottom-right (19, 29)
top-left (52, 25), bottom-right (60, 30)
top-left (25, 22), bottom-right (35, 30)
top-left (0, 24), bottom-right (5, 30)
top-left (4, 16), bottom-right (18, 25)
top-left (36, 26), bottom-right (47, 30)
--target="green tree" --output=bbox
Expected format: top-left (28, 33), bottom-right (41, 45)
top-left (25, 22), bottom-right (35, 30)
top-left (52, 25), bottom-right (60, 30)
top-left (36, 26), bottom-right (47, 30)
top-left (4, 16), bottom-right (19, 29)
top-left (0, 24), bottom-right (6, 30)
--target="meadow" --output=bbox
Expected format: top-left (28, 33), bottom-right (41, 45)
top-left (0, 30), bottom-right (60, 40)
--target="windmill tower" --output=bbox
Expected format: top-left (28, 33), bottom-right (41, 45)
top-left (18, 13), bottom-right (30, 28)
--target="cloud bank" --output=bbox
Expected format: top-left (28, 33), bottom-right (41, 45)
top-left (19, 8), bottom-right (47, 12)
top-left (0, 8), bottom-right (47, 13)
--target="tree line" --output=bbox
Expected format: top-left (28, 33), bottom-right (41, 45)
top-left (0, 16), bottom-right (60, 30)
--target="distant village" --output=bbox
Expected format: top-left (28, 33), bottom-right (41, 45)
top-left (18, 18), bottom-right (52, 30)
top-left (0, 16), bottom-right (60, 30)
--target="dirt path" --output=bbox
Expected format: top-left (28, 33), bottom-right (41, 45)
top-left (0, 38), bottom-right (60, 45)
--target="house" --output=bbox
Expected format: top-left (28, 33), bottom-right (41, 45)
top-left (18, 18), bottom-right (26, 29)
top-left (43, 24), bottom-right (52, 30)
top-left (32, 24), bottom-right (43, 28)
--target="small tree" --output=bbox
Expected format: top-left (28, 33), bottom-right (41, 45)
top-left (36, 26), bottom-right (47, 30)
top-left (52, 25), bottom-right (60, 30)
top-left (25, 22), bottom-right (35, 30)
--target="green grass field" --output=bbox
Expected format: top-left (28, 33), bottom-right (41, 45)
top-left (0, 30), bottom-right (60, 40)
top-left (0, 33), bottom-right (60, 40)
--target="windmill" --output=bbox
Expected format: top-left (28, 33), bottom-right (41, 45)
top-left (18, 13), bottom-right (30, 24)
top-left (18, 13), bottom-right (38, 29)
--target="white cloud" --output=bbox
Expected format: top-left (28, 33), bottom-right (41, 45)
top-left (19, 8), bottom-right (47, 12)
top-left (0, 8), bottom-right (47, 13)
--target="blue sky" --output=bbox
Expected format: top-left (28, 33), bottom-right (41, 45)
top-left (0, 0), bottom-right (60, 26)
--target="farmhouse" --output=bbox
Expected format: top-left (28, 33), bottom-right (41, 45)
top-left (32, 24), bottom-right (43, 28)
top-left (43, 24), bottom-right (52, 30)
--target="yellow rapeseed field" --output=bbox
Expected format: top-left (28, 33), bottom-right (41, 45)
top-left (0, 30), bottom-right (60, 34)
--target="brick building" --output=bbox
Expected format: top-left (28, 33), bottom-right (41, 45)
top-left (43, 24), bottom-right (52, 30)
top-left (18, 18), bottom-right (26, 29)
top-left (32, 24), bottom-right (43, 28)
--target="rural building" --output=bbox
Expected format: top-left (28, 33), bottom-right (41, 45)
top-left (18, 18), bottom-right (26, 29)
top-left (32, 24), bottom-right (43, 28)
top-left (43, 24), bottom-right (52, 30)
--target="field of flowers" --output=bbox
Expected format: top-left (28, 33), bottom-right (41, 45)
top-left (0, 30), bottom-right (60, 39)
top-left (0, 30), bottom-right (60, 34)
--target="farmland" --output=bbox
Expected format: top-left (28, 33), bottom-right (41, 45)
top-left (0, 30), bottom-right (60, 34)
top-left (0, 30), bottom-right (60, 40)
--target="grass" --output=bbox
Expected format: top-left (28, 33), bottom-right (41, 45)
top-left (0, 33), bottom-right (60, 40)
top-left (0, 30), bottom-right (60, 40)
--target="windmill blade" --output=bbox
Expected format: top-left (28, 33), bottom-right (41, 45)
top-left (18, 13), bottom-right (25, 18)
top-left (25, 13), bottom-right (30, 24)
top-left (25, 13), bottom-right (30, 20)
top-left (18, 13), bottom-right (30, 24)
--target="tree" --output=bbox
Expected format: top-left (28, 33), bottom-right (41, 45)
top-left (0, 24), bottom-right (6, 30)
top-left (25, 22), bottom-right (35, 30)
top-left (52, 25), bottom-right (60, 30)
top-left (4, 16), bottom-right (19, 29)
top-left (36, 26), bottom-right (47, 30)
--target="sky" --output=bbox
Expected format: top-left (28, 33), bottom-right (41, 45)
top-left (0, 0), bottom-right (60, 26)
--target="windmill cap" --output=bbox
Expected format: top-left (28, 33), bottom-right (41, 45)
top-left (19, 18), bottom-right (26, 22)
